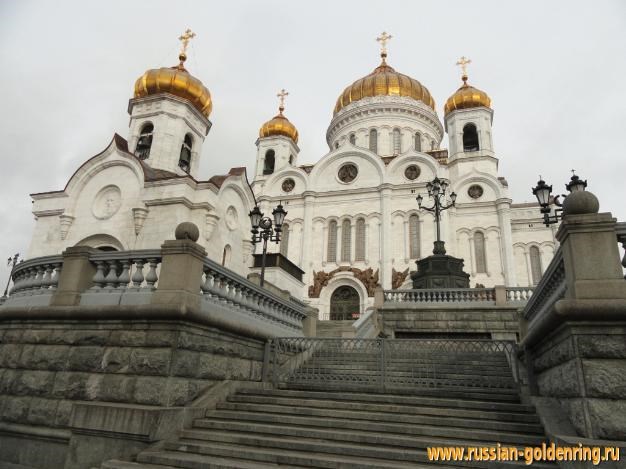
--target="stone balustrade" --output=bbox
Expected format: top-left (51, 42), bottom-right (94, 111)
top-left (88, 250), bottom-right (162, 290)
top-left (385, 287), bottom-right (504, 304)
top-left (201, 257), bottom-right (308, 335)
top-left (505, 286), bottom-right (534, 303)
top-left (617, 221), bottom-right (626, 278)
top-left (520, 249), bottom-right (566, 324)
top-left (5, 255), bottom-right (63, 299)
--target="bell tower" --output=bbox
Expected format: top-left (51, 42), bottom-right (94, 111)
top-left (127, 29), bottom-right (212, 178)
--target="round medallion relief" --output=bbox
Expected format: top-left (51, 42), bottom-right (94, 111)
top-left (404, 165), bottom-right (421, 181)
top-left (282, 178), bottom-right (295, 193)
top-left (92, 185), bottom-right (122, 220)
top-left (338, 163), bottom-right (358, 183)
top-left (225, 206), bottom-right (239, 230)
top-left (468, 184), bottom-right (484, 199)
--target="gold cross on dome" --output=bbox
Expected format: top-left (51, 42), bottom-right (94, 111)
top-left (277, 88), bottom-right (289, 112)
top-left (178, 28), bottom-right (196, 55)
top-left (456, 56), bottom-right (472, 81)
top-left (376, 31), bottom-right (393, 55)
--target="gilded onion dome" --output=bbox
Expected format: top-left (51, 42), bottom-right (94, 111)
top-left (334, 52), bottom-right (436, 115)
top-left (259, 89), bottom-right (299, 143)
top-left (134, 52), bottom-right (212, 117)
top-left (444, 74), bottom-right (491, 116)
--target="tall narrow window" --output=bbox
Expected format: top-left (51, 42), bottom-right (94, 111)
top-left (341, 219), bottom-right (352, 262)
top-left (355, 218), bottom-right (366, 261)
top-left (179, 134), bottom-right (193, 173)
top-left (222, 245), bottom-right (232, 267)
top-left (393, 128), bottom-right (401, 155)
top-left (280, 223), bottom-right (289, 257)
top-left (409, 214), bottom-right (420, 259)
top-left (463, 123), bottom-right (479, 151)
top-left (289, 154), bottom-right (294, 165)
top-left (263, 150), bottom-right (275, 175)
top-left (369, 129), bottom-right (378, 153)
top-left (414, 132), bottom-right (421, 152)
top-left (430, 139), bottom-right (436, 150)
top-left (349, 133), bottom-right (356, 145)
top-left (474, 231), bottom-right (487, 273)
top-left (136, 123), bottom-right (154, 160)
top-left (327, 221), bottom-right (337, 262)
top-left (530, 246), bottom-right (542, 285)
top-left (335, 141), bottom-right (339, 149)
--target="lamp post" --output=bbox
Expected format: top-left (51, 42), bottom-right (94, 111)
top-left (417, 177), bottom-right (457, 255)
top-left (3, 253), bottom-right (20, 298)
top-left (248, 202), bottom-right (287, 287)
top-left (532, 171), bottom-right (587, 226)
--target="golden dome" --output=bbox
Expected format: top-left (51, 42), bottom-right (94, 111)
top-left (334, 53), bottom-right (436, 115)
top-left (259, 112), bottom-right (299, 143)
top-left (444, 76), bottom-right (491, 116)
top-left (134, 53), bottom-right (212, 117)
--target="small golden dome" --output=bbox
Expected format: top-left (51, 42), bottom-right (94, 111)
top-left (444, 76), bottom-right (491, 116)
top-left (134, 53), bottom-right (212, 117)
top-left (259, 110), bottom-right (299, 143)
top-left (334, 53), bottom-right (436, 115)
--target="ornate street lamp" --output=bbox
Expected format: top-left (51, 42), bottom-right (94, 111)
top-left (248, 202), bottom-right (287, 287)
top-left (532, 171), bottom-right (587, 226)
top-left (3, 253), bottom-right (20, 298)
top-left (417, 177), bottom-right (457, 255)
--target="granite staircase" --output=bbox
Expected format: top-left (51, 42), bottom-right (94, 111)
top-left (102, 343), bottom-right (555, 468)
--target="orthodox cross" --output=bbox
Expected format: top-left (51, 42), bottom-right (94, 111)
top-left (277, 88), bottom-right (289, 113)
top-left (376, 32), bottom-right (393, 55)
top-left (456, 56), bottom-right (471, 82)
top-left (178, 28), bottom-right (196, 56)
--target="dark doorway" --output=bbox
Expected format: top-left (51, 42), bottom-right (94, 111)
top-left (330, 286), bottom-right (360, 320)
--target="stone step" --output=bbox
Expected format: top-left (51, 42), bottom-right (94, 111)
top-left (280, 382), bottom-right (522, 401)
top-left (310, 355), bottom-right (511, 364)
top-left (206, 406), bottom-right (544, 434)
top-left (236, 388), bottom-right (536, 414)
top-left (100, 460), bottom-right (179, 469)
top-left (194, 415), bottom-right (546, 446)
top-left (139, 445), bottom-right (451, 469)
top-left (304, 363), bottom-right (515, 374)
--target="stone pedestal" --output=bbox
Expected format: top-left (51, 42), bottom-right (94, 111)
top-left (411, 254), bottom-right (470, 289)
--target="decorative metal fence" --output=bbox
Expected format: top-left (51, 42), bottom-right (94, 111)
top-left (264, 337), bottom-right (520, 392)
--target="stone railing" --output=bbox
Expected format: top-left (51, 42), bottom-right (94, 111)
top-left (88, 250), bottom-right (162, 290)
top-left (384, 288), bottom-right (496, 304)
top-left (521, 248), bottom-right (566, 324)
top-left (505, 286), bottom-right (534, 303)
top-left (201, 257), bottom-right (308, 335)
top-left (5, 255), bottom-right (63, 298)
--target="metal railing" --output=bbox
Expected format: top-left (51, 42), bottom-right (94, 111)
top-left (7, 255), bottom-right (63, 297)
top-left (265, 337), bottom-right (519, 392)
top-left (521, 248), bottom-right (566, 323)
top-left (201, 257), bottom-right (308, 334)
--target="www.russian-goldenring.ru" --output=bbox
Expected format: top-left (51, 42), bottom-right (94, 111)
top-left (427, 442), bottom-right (620, 465)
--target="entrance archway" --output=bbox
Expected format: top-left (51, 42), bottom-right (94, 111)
top-left (330, 286), bottom-right (360, 320)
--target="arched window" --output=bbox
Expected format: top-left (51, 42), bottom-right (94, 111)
top-left (136, 123), bottom-right (154, 160)
top-left (327, 220), bottom-right (337, 262)
top-left (369, 129), bottom-right (378, 153)
top-left (430, 139), bottom-right (436, 151)
top-left (355, 218), bottom-right (366, 262)
top-left (222, 244), bottom-right (232, 267)
top-left (463, 123), bottom-right (479, 151)
top-left (280, 223), bottom-right (289, 257)
top-left (414, 132), bottom-right (421, 152)
top-left (341, 219), bottom-right (352, 262)
top-left (263, 150), bottom-right (275, 175)
top-left (349, 133), bottom-right (356, 145)
top-left (409, 214), bottom-right (420, 259)
top-left (335, 141), bottom-right (339, 149)
top-left (179, 134), bottom-right (193, 173)
top-left (530, 246), bottom-right (543, 285)
top-left (474, 231), bottom-right (487, 273)
top-left (393, 128), bottom-right (402, 155)
top-left (289, 154), bottom-right (294, 165)
top-left (330, 286), bottom-right (360, 320)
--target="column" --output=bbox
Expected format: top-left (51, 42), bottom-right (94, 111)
top-left (300, 194), bottom-right (315, 284)
top-left (496, 199), bottom-right (517, 286)
top-left (380, 186), bottom-right (392, 288)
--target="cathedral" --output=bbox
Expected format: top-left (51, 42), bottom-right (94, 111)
top-left (25, 31), bottom-right (556, 321)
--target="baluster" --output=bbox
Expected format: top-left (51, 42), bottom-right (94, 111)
top-left (131, 259), bottom-right (145, 288)
top-left (41, 264), bottom-right (53, 290)
top-left (201, 267), bottom-right (211, 296)
top-left (50, 263), bottom-right (62, 290)
top-left (92, 261), bottom-right (107, 289)
top-left (104, 261), bottom-right (119, 288)
top-left (118, 260), bottom-right (131, 289)
top-left (32, 266), bottom-right (45, 293)
top-left (9, 271), bottom-right (22, 295)
top-left (145, 259), bottom-right (159, 289)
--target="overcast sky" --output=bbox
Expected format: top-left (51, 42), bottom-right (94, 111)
top-left (1, 0), bottom-right (625, 289)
